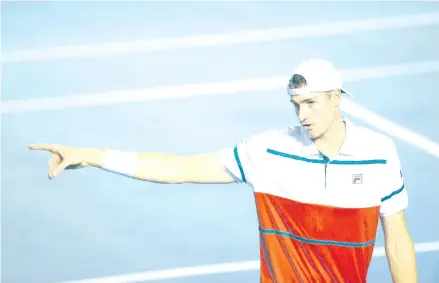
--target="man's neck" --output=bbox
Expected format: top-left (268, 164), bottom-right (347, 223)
top-left (312, 117), bottom-right (346, 159)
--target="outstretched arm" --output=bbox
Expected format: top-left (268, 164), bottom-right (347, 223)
top-left (28, 144), bottom-right (235, 184)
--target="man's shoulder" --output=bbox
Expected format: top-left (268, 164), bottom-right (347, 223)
top-left (352, 124), bottom-right (397, 152)
top-left (243, 125), bottom-right (302, 144)
top-left (236, 125), bottom-right (306, 158)
top-left (218, 127), bottom-right (291, 153)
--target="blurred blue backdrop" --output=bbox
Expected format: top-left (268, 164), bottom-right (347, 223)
top-left (2, 2), bottom-right (439, 283)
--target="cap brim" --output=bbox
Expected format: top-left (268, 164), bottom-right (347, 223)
top-left (341, 88), bottom-right (353, 98)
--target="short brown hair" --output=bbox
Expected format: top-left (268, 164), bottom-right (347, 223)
top-left (289, 74), bottom-right (307, 89)
top-left (288, 74), bottom-right (339, 99)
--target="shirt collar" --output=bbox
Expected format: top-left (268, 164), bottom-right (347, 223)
top-left (290, 117), bottom-right (357, 157)
top-left (338, 117), bottom-right (357, 156)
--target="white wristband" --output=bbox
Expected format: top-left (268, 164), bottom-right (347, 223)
top-left (102, 149), bottom-right (138, 178)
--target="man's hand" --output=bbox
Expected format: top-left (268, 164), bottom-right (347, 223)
top-left (28, 144), bottom-right (101, 179)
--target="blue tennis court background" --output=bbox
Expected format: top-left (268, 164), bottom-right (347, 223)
top-left (2, 2), bottom-right (439, 283)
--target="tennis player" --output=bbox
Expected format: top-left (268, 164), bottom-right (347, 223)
top-left (29, 58), bottom-right (417, 282)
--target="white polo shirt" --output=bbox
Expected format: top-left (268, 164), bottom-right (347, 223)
top-left (217, 118), bottom-right (407, 282)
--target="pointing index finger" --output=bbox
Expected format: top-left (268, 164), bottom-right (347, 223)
top-left (28, 144), bottom-right (59, 153)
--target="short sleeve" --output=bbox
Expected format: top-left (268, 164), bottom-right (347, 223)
top-left (379, 140), bottom-right (408, 217)
top-left (216, 138), bottom-right (257, 185)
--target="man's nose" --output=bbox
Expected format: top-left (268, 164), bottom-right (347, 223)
top-left (297, 106), bottom-right (310, 122)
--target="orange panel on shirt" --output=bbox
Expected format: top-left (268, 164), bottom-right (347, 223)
top-left (255, 192), bottom-right (381, 283)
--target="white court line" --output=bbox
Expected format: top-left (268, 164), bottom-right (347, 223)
top-left (2, 11), bottom-right (439, 63)
top-left (2, 60), bottom-right (439, 115)
top-left (342, 100), bottom-right (439, 158)
top-left (61, 241), bottom-right (439, 283)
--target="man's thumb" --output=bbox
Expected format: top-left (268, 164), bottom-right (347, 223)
top-left (50, 159), bottom-right (71, 179)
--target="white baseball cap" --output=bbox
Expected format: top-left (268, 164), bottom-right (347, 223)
top-left (287, 58), bottom-right (352, 97)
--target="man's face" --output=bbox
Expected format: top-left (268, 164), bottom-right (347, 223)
top-left (290, 91), bottom-right (340, 139)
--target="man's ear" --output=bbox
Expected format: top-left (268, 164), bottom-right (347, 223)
top-left (329, 90), bottom-right (342, 108)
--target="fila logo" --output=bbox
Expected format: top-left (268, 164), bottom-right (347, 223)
top-left (352, 174), bottom-right (363, 184)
